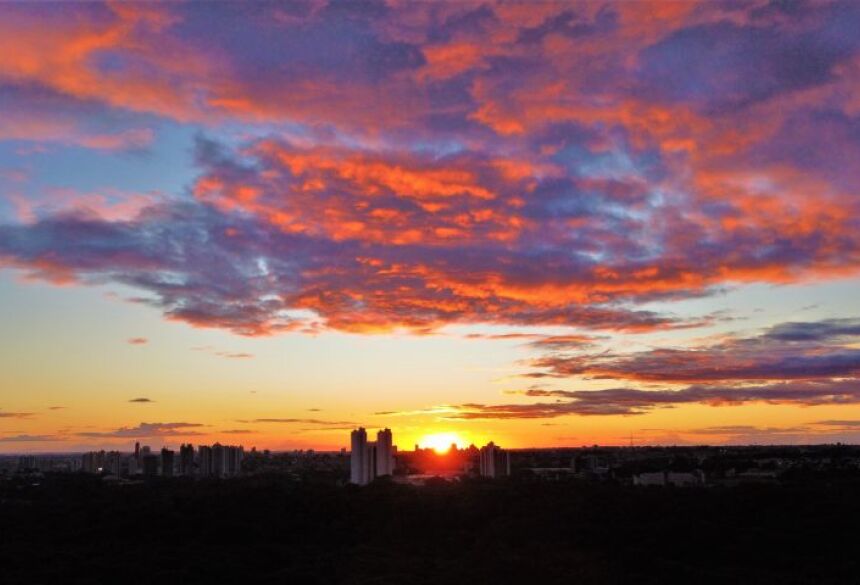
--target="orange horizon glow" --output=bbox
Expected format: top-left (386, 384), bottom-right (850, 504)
top-left (417, 432), bottom-right (469, 454)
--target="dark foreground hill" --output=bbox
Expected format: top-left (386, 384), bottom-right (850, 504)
top-left (1, 474), bottom-right (858, 585)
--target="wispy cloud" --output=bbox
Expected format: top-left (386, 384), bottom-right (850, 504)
top-left (0, 411), bottom-right (34, 419)
top-left (386, 378), bottom-right (860, 421)
top-left (238, 418), bottom-right (357, 426)
top-left (192, 346), bottom-right (254, 359)
top-left (77, 422), bottom-right (205, 438)
top-left (527, 318), bottom-right (860, 383)
top-left (811, 420), bottom-right (860, 429)
top-left (0, 434), bottom-right (62, 443)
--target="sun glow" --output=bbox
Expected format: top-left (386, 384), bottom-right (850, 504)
top-left (419, 432), bottom-right (466, 454)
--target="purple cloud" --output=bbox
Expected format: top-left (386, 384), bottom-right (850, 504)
top-left (438, 379), bottom-right (860, 419)
top-left (528, 318), bottom-right (860, 383)
top-left (0, 2), bottom-right (858, 340)
top-left (0, 434), bottom-right (62, 443)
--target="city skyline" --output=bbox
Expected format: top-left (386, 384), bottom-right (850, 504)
top-left (3, 1), bottom-right (860, 453)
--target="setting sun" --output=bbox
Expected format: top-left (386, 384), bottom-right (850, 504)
top-left (419, 432), bottom-right (466, 454)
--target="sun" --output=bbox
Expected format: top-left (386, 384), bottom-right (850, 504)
top-left (419, 432), bottom-right (466, 454)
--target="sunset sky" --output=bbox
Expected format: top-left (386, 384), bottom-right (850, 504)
top-left (2, 0), bottom-right (860, 453)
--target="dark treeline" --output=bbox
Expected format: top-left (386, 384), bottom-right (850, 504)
top-left (1, 473), bottom-right (858, 584)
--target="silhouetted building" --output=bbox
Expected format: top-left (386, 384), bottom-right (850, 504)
top-left (179, 443), bottom-right (195, 476)
top-left (161, 448), bottom-right (175, 477)
top-left (127, 455), bottom-right (139, 476)
top-left (82, 450), bottom-right (106, 474)
top-left (198, 445), bottom-right (213, 477)
top-left (196, 443), bottom-right (243, 478)
top-left (213, 443), bottom-right (225, 477)
top-left (351, 428), bottom-right (371, 485)
top-left (350, 428), bottom-right (396, 485)
top-left (479, 442), bottom-right (510, 478)
top-left (142, 454), bottom-right (159, 477)
top-left (224, 444), bottom-right (244, 476)
top-left (105, 451), bottom-right (122, 476)
top-left (376, 428), bottom-right (394, 477)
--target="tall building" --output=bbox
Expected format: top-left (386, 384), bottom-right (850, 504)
top-left (376, 428), bottom-right (394, 477)
top-left (179, 443), bottom-right (195, 476)
top-left (142, 453), bottom-right (159, 477)
top-left (198, 445), bottom-right (213, 477)
top-left (479, 442), bottom-right (510, 479)
top-left (350, 428), bottom-right (396, 485)
top-left (161, 448), bottom-right (175, 477)
top-left (105, 451), bottom-right (122, 476)
top-left (81, 450), bottom-right (106, 474)
top-left (224, 444), bottom-right (244, 476)
top-left (212, 443), bottom-right (224, 477)
top-left (196, 443), bottom-right (243, 478)
top-left (127, 455), bottom-right (139, 476)
top-left (350, 428), bottom-right (369, 485)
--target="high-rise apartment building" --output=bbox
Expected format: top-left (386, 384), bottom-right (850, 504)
top-left (350, 428), bottom-right (369, 485)
top-left (179, 443), bottom-right (195, 476)
top-left (161, 448), bottom-right (175, 477)
top-left (198, 445), bottom-right (213, 477)
top-left (197, 443), bottom-right (243, 478)
top-left (81, 450), bottom-right (106, 474)
top-left (479, 442), bottom-right (510, 478)
top-left (376, 428), bottom-right (394, 477)
top-left (225, 444), bottom-right (244, 476)
top-left (350, 428), bottom-right (396, 485)
top-left (105, 451), bottom-right (122, 476)
top-left (127, 455), bottom-right (139, 476)
top-left (142, 453), bottom-right (159, 477)
top-left (212, 443), bottom-right (225, 477)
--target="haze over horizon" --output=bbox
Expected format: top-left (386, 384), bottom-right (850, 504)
top-left (3, 0), bottom-right (860, 453)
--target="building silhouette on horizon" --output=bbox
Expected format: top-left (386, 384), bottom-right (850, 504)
top-left (79, 442), bottom-right (244, 478)
top-left (350, 428), bottom-right (395, 485)
top-left (479, 441), bottom-right (510, 478)
top-left (198, 443), bottom-right (244, 478)
top-left (179, 443), bottom-right (195, 475)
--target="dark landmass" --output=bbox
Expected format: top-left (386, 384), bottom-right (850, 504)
top-left (2, 468), bottom-right (859, 585)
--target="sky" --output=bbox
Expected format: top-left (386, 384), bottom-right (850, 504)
top-left (2, 0), bottom-right (860, 453)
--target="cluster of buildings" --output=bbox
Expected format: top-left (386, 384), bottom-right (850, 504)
top-left (80, 442), bottom-right (245, 478)
top-left (9, 454), bottom-right (81, 474)
top-left (348, 428), bottom-right (510, 485)
top-left (7, 443), bottom-right (860, 487)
